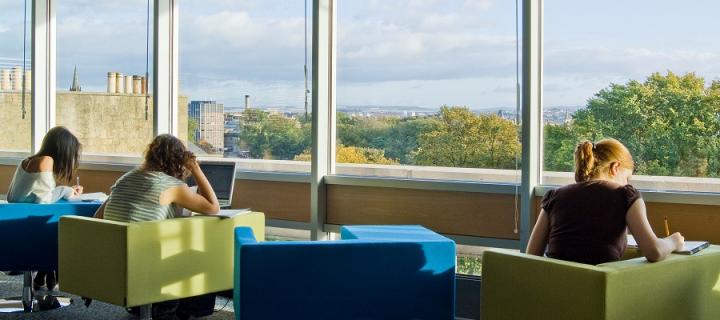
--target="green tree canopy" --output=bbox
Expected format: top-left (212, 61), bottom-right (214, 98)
top-left (544, 71), bottom-right (720, 177)
top-left (239, 109), bottom-right (311, 160)
top-left (415, 106), bottom-right (520, 169)
top-left (294, 145), bottom-right (398, 165)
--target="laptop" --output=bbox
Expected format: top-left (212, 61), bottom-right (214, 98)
top-left (186, 161), bottom-right (237, 209)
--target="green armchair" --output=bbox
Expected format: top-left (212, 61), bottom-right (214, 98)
top-left (481, 246), bottom-right (720, 320)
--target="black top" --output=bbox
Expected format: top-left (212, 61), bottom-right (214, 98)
top-left (540, 180), bottom-right (642, 265)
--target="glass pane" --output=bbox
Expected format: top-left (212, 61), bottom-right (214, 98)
top-left (0, 1), bottom-right (32, 154)
top-left (56, 1), bottom-right (154, 158)
top-left (179, 2), bottom-right (312, 173)
top-left (543, 0), bottom-right (720, 192)
top-left (336, 1), bottom-right (521, 182)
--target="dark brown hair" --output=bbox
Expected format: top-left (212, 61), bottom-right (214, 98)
top-left (574, 138), bottom-right (634, 182)
top-left (143, 134), bottom-right (196, 179)
top-left (35, 126), bottom-right (81, 184)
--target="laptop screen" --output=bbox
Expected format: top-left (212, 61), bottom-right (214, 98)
top-left (186, 162), bottom-right (236, 200)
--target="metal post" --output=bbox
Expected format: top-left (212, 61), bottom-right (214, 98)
top-left (22, 271), bottom-right (33, 312)
top-left (519, 0), bottom-right (543, 252)
top-left (31, 0), bottom-right (56, 153)
top-left (153, 0), bottom-right (179, 136)
top-left (139, 304), bottom-right (152, 319)
top-left (310, 0), bottom-right (336, 240)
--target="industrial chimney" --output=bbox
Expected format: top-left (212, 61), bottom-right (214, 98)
top-left (116, 73), bottom-right (124, 94)
top-left (107, 72), bottom-right (117, 93)
top-left (245, 94), bottom-right (250, 110)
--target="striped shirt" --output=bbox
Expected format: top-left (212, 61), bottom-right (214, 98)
top-left (104, 169), bottom-right (186, 223)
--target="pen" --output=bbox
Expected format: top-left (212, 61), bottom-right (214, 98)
top-left (664, 216), bottom-right (670, 237)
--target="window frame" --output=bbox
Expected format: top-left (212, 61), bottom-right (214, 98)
top-left (18, 0), bottom-right (719, 251)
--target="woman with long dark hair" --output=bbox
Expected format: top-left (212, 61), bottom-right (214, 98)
top-left (7, 126), bottom-right (84, 291)
top-left (7, 126), bottom-right (83, 203)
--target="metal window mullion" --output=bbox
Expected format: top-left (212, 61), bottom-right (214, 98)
top-left (153, 0), bottom-right (178, 137)
top-left (310, 0), bottom-right (336, 240)
top-left (519, 0), bottom-right (543, 252)
top-left (31, 0), bottom-right (56, 153)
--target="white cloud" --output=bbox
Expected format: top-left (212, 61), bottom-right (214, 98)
top-left (463, 0), bottom-right (494, 11)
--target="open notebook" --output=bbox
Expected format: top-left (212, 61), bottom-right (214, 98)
top-left (627, 235), bottom-right (709, 255)
top-left (69, 192), bottom-right (108, 202)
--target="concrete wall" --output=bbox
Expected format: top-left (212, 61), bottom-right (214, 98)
top-left (0, 92), bottom-right (31, 151)
top-left (0, 92), bottom-right (188, 155)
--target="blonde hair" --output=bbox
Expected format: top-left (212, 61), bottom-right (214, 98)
top-left (574, 138), bottom-right (634, 182)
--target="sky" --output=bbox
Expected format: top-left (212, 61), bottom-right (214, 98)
top-left (1, 0), bottom-right (719, 110)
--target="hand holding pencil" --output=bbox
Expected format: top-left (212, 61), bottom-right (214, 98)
top-left (664, 216), bottom-right (685, 252)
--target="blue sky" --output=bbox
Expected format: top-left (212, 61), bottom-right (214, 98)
top-left (0, 0), bottom-right (718, 110)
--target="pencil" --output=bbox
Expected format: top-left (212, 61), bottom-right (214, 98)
top-left (664, 216), bottom-right (670, 237)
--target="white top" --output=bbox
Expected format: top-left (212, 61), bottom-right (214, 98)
top-left (6, 164), bottom-right (73, 204)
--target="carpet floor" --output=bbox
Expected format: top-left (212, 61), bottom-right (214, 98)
top-left (0, 272), bottom-right (235, 319)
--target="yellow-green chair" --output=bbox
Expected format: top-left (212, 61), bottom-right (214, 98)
top-left (58, 213), bottom-right (265, 312)
top-left (481, 246), bottom-right (720, 320)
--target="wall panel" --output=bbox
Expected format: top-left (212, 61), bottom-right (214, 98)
top-left (327, 185), bottom-right (520, 239)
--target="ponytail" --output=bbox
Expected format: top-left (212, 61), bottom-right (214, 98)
top-left (573, 138), bottom-right (634, 182)
top-left (574, 141), bottom-right (596, 182)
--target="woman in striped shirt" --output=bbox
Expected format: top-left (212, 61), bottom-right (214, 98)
top-left (93, 134), bottom-right (220, 320)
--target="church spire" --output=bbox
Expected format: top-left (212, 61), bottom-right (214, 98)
top-left (70, 65), bottom-right (81, 92)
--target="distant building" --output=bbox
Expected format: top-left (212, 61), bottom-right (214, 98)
top-left (70, 65), bottom-right (82, 92)
top-left (189, 100), bottom-right (225, 154)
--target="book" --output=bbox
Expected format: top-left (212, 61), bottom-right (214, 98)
top-left (627, 235), bottom-right (709, 255)
top-left (677, 241), bottom-right (710, 255)
top-left (193, 208), bottom-right (251, 219)
top-left (69, 192), bottom-right (108, 202)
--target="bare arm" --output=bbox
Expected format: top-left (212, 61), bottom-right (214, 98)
top-left (626, 199), bottom-right (684, 262)
top-left (163, 162), bottom-right (220, 215)
top-left (526, 209), bottom-right (551, 256)
top-left (93, 201), bottom-right (107, 219)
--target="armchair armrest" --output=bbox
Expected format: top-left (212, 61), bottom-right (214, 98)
top-left (601, 246), bottom-right (720, 320)
top-left (126, 212), bottom-right (265, 306)
top-left (481, 249), bottom-right (612, 320)
top-left (59, 216), bottom-right (129, 306)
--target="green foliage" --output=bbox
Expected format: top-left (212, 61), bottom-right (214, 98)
top-left (295, 145), bottom-right (398, 165)
top-left (544, 71), bottom-right (720, 177)
top-left (384, 117), bottom-right (441, 164)
top-left (543, 123), bottom-right (579, 172)
top-left (337, 113), bottom-right (394, 150)
top-left (239, 109), bottom-right (311, 160)
top-left (415, 106), bottom-right (520, 169)
top-left (187, 118), bottom-right (198, 143)
top-left (457, 255), bottom-right (482, 276)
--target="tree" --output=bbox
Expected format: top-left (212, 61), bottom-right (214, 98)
top-left (239, 109), bottom-right (311, 160)
top-left (294, 145), bottom-right (398, 165)
top-left (337, 112), bottom-right (394, 150)
top-left (384, 116), bottom-right (441, 164)
top-left (545, 72), bottom-right (720, 177)
top-left (187, 118), bottom-right (198, 143)
top-left (415, 106), bottom-right (520, 169)
top-left (543, 123), bottom-right (580, 172)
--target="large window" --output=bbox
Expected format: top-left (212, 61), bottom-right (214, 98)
top-left (0, 1), bottom-right (32, 154)
top-left (543, 0), bottom-right (720, 192)
top-left (335, 1), bottom-right (521, 182)
top-left (56, 0), bottom-right (155, 158)
top-left (179, 1), bottom-right (312, 173)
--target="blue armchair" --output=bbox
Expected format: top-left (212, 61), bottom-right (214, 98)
top-left (0, 201), bottom-right (100, 312)
top-left (233, 225), bottom-right (456, 320)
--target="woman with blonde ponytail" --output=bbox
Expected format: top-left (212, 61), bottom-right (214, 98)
top-left (527, 138), bottom-right (684, 264)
